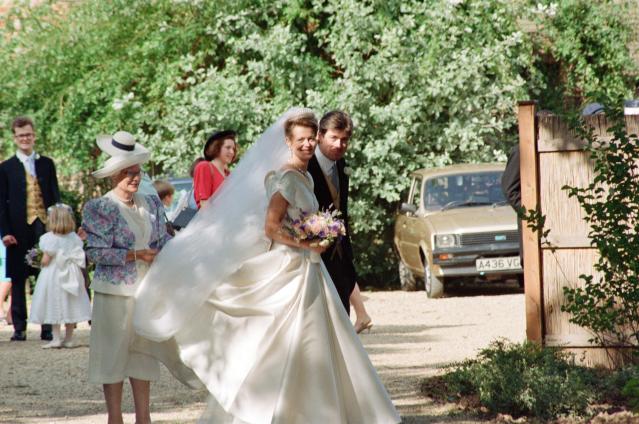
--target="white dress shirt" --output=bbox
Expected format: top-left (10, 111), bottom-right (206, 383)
top-left (315, 148), bottom-right (339, 190)
top-left (16, 150), bottom-right (38, 177)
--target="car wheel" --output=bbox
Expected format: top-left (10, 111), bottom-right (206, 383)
top-left (424, 260), bottom-right (444, 298)
top-left (398, 261), bottom-right (418, 291)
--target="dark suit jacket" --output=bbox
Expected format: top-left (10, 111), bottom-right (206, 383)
top-left (501, 145), bottom-right (521, 210)
top-left (501, 145), bottom-right (523, 263)
top-left (0, 155), bottom-right (60, 278)
top-left (308, 155), bottom-right (357, 312)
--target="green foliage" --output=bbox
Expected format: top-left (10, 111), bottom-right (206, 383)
top-left (444, 340), bottom-right (598, 419)
top-left (0, 0), bottom-right (635, 284)
top-left (622, 377), bottom-right (639, 412)
top-left (59, 188), bottom-right (83, 224)
top-left (426, 341), bottom-right (639, 418)
top-left (600, 365), bottom-right (639, 407)
top-left (529, 0), bottom-right (636, 110)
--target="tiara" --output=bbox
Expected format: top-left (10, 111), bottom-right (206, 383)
top-left (47, 203), bottom-right (73, 214)
top-left (284, 108), bottom-right (317, 121)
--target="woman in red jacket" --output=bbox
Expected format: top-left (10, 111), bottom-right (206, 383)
top-left (193, 130), bottom-right (238, 209)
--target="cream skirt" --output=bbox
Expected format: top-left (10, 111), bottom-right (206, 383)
top-left (88, 293), bottom-right (160, 384)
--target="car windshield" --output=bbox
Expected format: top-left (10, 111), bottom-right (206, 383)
top-left (423, 171), bottom-right (505, 211)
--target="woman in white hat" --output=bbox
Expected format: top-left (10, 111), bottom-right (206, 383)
top-left (82, 131), bottom-right (198, 424)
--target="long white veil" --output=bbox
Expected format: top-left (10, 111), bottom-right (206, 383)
top-left (134, 107), bottom-right (312, 341)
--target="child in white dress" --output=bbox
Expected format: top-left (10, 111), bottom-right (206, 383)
top-left (29, 204), bottom-right (91, 349)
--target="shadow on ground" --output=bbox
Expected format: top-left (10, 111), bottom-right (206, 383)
top-left (443, 280), bottom-right (523, 298)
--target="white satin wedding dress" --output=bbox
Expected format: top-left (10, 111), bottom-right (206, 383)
top-left (133, 108), bottom-right (400, 424)
top-left (168, 169), bottom-right (400, 424)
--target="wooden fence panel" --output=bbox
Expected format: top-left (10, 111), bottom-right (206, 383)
top-left (539, 151), bottom-right (594, 249)
top-left (520, 105), bottom-right (639, 367)
top-left (542, 249), bottom-right (599, 347)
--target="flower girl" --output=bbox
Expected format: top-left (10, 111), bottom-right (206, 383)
top-left (29, 204), bottom-right (91, 349)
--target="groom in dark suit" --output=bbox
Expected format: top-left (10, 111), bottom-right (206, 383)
top-left (308, 111), bottom-right (358, 314)
top-left (0, 116), bottom-right (60, 341)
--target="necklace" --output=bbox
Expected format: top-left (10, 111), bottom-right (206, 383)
top-left (288, 160), bottom-right (307, 175)
top-left (114, 192), bottom-right (134, 206)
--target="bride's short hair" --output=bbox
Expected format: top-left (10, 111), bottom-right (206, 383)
top-left (284, 112), bottom-right (318, 139)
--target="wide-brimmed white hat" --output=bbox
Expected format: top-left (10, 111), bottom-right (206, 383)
top-left (92, 131), bottom-right (151, 178)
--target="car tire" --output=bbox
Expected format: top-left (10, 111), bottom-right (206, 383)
top-left (424, 260), bottom-right (444, 298)
top-left (399, 261), bottom-right (418, 291)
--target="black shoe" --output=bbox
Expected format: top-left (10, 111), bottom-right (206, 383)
top-left (10, 331), bottom-right (26, 341)
top-left (40, 331), bottom-right (53, 341)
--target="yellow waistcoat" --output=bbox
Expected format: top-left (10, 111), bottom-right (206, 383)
top-left (25, 171), bottom-right (47, 225)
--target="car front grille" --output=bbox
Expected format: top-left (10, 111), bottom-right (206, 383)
top-left (459, 230), bottom-right (520, 246)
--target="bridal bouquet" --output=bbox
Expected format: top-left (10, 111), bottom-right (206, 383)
top-left (25, 247), bottom-right (43, 269)
top-left (287, 209), bottom-right (346, 247)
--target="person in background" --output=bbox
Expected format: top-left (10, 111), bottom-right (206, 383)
top-left (152, 180), bottom-right (175, 209)
top-left (189, 157), bottom-right (205, 179)
top-left (153, 180), bottom-right (177, 235)
top-left (187, 158), bottom-right (205, 210)
top-left (28, 203), bottom-right (90, 348)
top-left (193, 130), bottom-right (237, 208)
top-left (308, 110), bottom-right (373, 333)
top-left (502, 145), bottom-right (521, 212)
top-left (0, 160), bottom-right (11, 324)
top-left (0, 116), bottom-right (60, 341)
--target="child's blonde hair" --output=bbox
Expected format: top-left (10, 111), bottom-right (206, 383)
top-left (46, 204), bottom-right (76, 235)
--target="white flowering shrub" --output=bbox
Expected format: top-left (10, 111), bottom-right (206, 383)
top-left (0, 0), bottom-right (634, 284)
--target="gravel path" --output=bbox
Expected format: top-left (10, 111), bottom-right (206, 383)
top-left (0, 284), bottom-right (525, 423)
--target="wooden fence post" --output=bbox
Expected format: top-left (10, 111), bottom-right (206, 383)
top-left (518, 101), bottom-right (544, 343)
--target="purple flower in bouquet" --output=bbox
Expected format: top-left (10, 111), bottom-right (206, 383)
top-left (25, 247), bottom-right (43, 269)
top-left (286, 208), bottom-right (346, 247)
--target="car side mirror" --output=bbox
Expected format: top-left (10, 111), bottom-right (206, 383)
top-left (400, 202), bottom-right (418, 215)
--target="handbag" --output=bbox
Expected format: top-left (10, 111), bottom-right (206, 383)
top-left (172, 205), bottom-right (197, 230)
top-left (163, 211), bottom-right (176, 236)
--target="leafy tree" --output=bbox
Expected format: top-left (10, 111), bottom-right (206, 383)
top-left (0, 0), bottom-right (635, 284)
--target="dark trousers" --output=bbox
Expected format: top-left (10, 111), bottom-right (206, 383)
top-left (323, 260), bottom-right (356, 317)
top-left (11, 219), bottom-right (50, 334)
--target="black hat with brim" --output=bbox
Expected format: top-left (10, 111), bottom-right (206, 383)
top-left (204, 130), bottom-right (236, 159)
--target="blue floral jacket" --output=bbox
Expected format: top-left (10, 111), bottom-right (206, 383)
top-left (82, 194), bottom-right (170, 293)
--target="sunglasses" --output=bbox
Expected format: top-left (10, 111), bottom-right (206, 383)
top-left (122, 169), bottom-right (142, 179)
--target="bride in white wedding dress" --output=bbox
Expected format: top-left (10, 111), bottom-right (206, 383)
top-left (133, 109), bottom-right (401, 424)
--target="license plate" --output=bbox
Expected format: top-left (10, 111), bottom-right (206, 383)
top-left (476, 256), bottom-right (521, 272)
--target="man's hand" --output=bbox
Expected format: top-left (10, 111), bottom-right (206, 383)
top-left (2, 235), bottom-right (17, 247)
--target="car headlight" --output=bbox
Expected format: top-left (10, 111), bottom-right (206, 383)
top-left (435, 234), bottom-right (458, 248)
